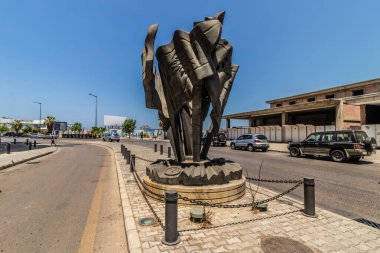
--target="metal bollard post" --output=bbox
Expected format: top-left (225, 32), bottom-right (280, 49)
top-left (162, 190), bottom-right (180, 245)
top-left (131, 154), bottom-right (135, 172)
top-left (34, 140), bottom-right (36, 148)
top-left (29, 141), bottom-right (32, 150)
top-left (26, 139), bottom-right (29, 145)
top-left (154, 143), bottom-right (157, 152)
top-left (6, 143), bottom-right (11, 154)
top-left (303, 177), bottom-right (317, 217)
top-left (126, 150), bottom-right (131, 164)
top-left (160, 144), bottom-right (163, 155)
top-left (14, 138), bottom-right (16, 144)
top-left (121, 145), bottom-right (124, 154)
top-left (168, 147), bottom-right (171, 158)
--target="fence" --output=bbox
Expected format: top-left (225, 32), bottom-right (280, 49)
top-left (121, 144), bottom-right (316, 245)
top-left (227, 125), bottom-right (336, 142)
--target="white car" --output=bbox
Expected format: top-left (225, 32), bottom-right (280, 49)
top-left (103, 133), bottom-right (120, 142)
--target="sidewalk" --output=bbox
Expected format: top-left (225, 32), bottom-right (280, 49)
top-left (97, 141), bottom-right (380, 253)
top-left (0, 145), bottom-right (58, 170)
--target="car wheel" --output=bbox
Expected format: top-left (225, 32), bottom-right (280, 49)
top-left (262, 148), bottom-right (268, 152)
top-left (331, 150), bottom-right (346, 162)
top-left (110, 139), bottom-right (113, 142)
top-left (289, 147), bottom-right (301, 157)
top-left (117, 140), bottom-right (120, 142)
top-left (231, 143), bottom-right (236, 150)
top-left (247, 144), bottom-right (254, 152)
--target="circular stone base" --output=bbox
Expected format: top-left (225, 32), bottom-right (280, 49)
top-left (142, 176), bottom-right (246, 204)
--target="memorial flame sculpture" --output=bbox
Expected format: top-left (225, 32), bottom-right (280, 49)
top-left (142, 11), bottom-right (238, 163)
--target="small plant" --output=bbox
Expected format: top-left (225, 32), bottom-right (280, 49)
top-left (245, 160), bottom-right (264, 212)
top-left (201, 207), bottom-right (214, 228)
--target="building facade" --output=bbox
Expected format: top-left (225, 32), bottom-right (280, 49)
top-left (224, 78), bottom-right (380, 141)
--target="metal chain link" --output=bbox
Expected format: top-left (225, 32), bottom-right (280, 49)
top-left (135, 155), bottom-right (155, 163)
top-left (178, 209), bottom-right (301, 232)
top-left (246, 177), bottom-right (303, 184)
top-left (179, 180), bottom-right (303, 208)
top-left (132, 170), bottom-right (165, 231)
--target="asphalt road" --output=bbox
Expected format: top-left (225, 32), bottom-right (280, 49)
top-left (0, 142), bottom-right (127, 253)
top-left (123, 139), bottom-right (380, 224)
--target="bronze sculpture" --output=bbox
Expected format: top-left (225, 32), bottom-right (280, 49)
top-left (142, 11), bottom-right (239, 163)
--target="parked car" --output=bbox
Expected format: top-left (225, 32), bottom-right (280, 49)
top-left (42, 134), bottom-right (59, 139)
top-left (201, 132), bottom-right (227, 146)
top-left (2, 132), bottom-right (23, 137)
top-left (103, 132), bottom-right (120, 142)
top-left (230, 134), bottom-right (269, 152)
top-left (288, 130), bottom-right (377, 162)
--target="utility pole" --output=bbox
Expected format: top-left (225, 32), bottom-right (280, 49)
top-left (33, 101), bottom-right (42, 129)
top-left (89, 93), bottom-right (98, 127)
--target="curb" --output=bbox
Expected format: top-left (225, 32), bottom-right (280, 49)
top-left (90, 142), bottom-right (142, 253)
top-left (0, 147), bottom-right (58, 171)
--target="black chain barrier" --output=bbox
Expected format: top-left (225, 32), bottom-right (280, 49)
top-left (179, 180), bottom-right (303, 208)
top-left (135, 155), bottom-right (155, 163)
top-left (131, 158), bottom-right (165, 230)
top-left (178, 209), bottom-right (301, 233)
top-left (246, 177), bottom-right (303, 184)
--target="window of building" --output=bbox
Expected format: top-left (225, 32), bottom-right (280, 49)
top-left (352, 89), bottom-right (364, 96)
top-left (307, 97), bottom-right (315, 102)
top-left (289, 101), bottom-right (296, 105)
top-left (325, 94), bottom-right (335, 99)
top-left (276, 103), bottom-right (282, 107)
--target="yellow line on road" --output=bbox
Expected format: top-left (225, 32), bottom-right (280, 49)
top-left (77, 164), bottom-right (107, 253)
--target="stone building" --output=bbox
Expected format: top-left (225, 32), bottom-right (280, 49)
top-left (224, 78), bottom-right (380, 131)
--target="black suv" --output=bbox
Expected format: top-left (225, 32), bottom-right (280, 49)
top-left (201, 132), bottom-right (227, 146)
top-left (288, 130), bottom-right (377, 162)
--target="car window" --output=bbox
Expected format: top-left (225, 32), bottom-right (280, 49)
top-left (245, 135), bottom-right (253, 139)
top-left (321, 133), bottom-right (334, 142)
top-left (237, 136), bottom-right (244, 140)
top-left (305, 134), bottom-right (321, 142)
top-left (355, 131), bottom-right (368, 142)
top-left (256, 135), bottom-right (267, 140)
top-left (336, 132), bottom-right (353, 142)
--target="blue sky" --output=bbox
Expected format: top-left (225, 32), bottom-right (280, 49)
top-left (1, 0), bottom-right (379, 129)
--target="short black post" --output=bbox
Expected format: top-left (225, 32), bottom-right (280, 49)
top-left (14, 138), bottom-right (16, 144)
top-left (131, 154), bottom-right (135, 172)
top-left (29, 141), bottom-right (32, 150)
top-left (26, 139), bottom-right (29, 145)
top-left (34, 140), bottom-right (36, 148)
top-left (168, 147), bottom-right (171, 158)
top-left (126, 150), bottom-right (130, 164)
top-left (124, 147), bottom-right (128, 159)
top-left (162, 190), bottom-right (180, 245)
top-left (154, 143), bottom-right (157, 152)
top-left (303, 177), bottom-right (317, 217)
top-left (6, 143), bottom-right (11, 154)
top-left (121, 145), bottom-right (124, 154)
top-left (160, 144), bottom-right (163, 155)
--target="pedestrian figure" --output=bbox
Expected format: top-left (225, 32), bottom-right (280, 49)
top-left (140, 132), bottom-right (143, 140)
top-left (51, 136), bottom-right (56, 146)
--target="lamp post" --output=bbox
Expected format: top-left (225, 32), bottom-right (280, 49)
top-left (89, 93), bottom-right (98, 127)
top-left (33, 102), bottom-right (42, 129)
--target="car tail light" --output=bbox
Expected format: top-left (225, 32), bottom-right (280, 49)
top-left (254, 139), bottom-right (260, 143)
top-left (354, 143), bottom-right (361, 149)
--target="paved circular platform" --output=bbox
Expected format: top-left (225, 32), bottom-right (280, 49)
top-left (142, 176), bottom-right (246, 204)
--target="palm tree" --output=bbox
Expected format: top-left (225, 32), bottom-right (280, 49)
top-left (71, 122), bottom-right (82, 133)
top-left (23, 125), bottom-right (32, 134)
top-left (11, 120), bottom-right (22, 133)
top-left (0, 124), bottom-right (9, 135)
top-left (44, 116), bottom-right (56, 134)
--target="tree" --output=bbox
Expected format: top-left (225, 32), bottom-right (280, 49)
top-left (0, 124), bottom-right (9, 134)
top-left (44, 116), bottom-right (56, 134)
top-left (11, 120), bottom-right (22, 133)
top-left (23, 125), bottom-right (32, 134)
top-left (71, 122), bottom-right (82, 133)
top-left (122, 119), bottom-right (136, 139)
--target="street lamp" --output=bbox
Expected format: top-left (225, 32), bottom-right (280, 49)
top-left (33, 101), bottom-right (42, 128)
top-left (89, 93), bottom-right (98, 127)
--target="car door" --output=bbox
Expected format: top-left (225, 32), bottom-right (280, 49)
top-left (319, 133), bottom-right (335, 156)
top-left (235, 135), bottom-right (244, 147)
top-left (302, 133), bottom-right (322, 154)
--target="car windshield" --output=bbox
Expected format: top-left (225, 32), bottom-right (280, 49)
top-left (355, 131), bottom-right (368, 142)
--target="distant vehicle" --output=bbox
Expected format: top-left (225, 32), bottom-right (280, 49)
top-left (30, 133), bottom-right (43, 138)
top-left (2, 132), bottom-right (23, 137)
top-left (42, 134), bottom-right (58, 139)
top-left (230, 134), bottom-right (269, 152)
top-left (288, 130), bottom-right (377, 162)
top-left (103, 132), bottom-right (120, 142)
top-left (201, 132), bottom-right (227, 146)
